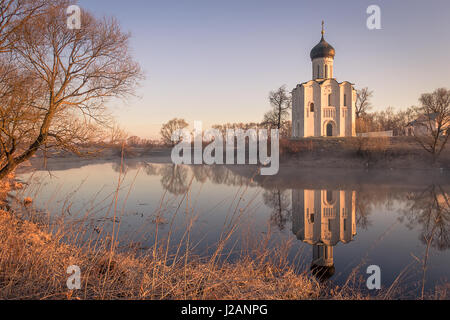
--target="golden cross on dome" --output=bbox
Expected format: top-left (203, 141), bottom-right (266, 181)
top-left (321, 20), bottom-right (325, 36)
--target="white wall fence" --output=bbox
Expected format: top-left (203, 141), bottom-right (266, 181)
top-left (357, 131), bottom-right (393, 138)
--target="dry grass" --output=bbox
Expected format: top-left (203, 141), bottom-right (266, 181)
top-left (0, 207), bottom-right (333, 300)
top-left (0, 204), bottom-right (384, 300)
top-left (351, 137), bottom-right (391, 164)
top-left (280, 139), bottom-right (313, 155)
top-left (281, 136), bottom-right (450, 170)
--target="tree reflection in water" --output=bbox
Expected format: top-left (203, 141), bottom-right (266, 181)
top-left (159, 165), bottom-right (190, 195)
top-left (400, 185), bottom-right (450, 298)
top-left (262, 189), bottom-right (291, 231)
top-left (401, 185), bottom-right (450, 251)
top-left (138, 162), bottom-right (257, 195)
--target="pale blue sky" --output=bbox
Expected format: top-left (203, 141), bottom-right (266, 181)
top-left (78, 0), bottom-right (450, 138)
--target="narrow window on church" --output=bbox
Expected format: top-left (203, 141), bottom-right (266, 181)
top-left (344, 94), bottom-right (347, 106)
top-left (326, 190), bottom-right (333, 203)
top-left (310, 103), bottom-right (314, 112)
top-left (325, 65), bottom-right (328, 78)
top-left (328, 94), bottom-right (332, 106)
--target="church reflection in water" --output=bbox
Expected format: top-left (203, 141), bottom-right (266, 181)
top-left (292, 189), bottom-right (357, 281)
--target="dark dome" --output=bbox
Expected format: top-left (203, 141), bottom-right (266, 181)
top-left (310, 35), bottom-right (335, 60)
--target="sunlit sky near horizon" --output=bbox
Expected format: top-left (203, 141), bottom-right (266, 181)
top-left (78, 0), bottom-right (450, 139)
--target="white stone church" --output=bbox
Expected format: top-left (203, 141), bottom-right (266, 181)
top-left (292, 23), bottom-right (356, 138)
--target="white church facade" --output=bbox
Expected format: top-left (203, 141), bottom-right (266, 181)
top-left (292, 23), bottom-right (356, 138)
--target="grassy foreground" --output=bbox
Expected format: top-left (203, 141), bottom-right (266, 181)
top-left (0, 207), bottom-right (372, 300)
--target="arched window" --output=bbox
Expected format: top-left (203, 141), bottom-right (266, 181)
top-left (328, 94), bottom-right (332, 106)
top-left (310, 103), bottom-right (314, 112)
top-left (326, 191), bottom-right (333, 203)
top-left (344, 94), bottom-right (347, 106)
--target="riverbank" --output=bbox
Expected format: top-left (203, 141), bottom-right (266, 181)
top-left (22, 136), bottom-right (450, 174)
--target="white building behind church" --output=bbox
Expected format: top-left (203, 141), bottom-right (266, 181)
top-left (292, 23), bottom-right (356, 138)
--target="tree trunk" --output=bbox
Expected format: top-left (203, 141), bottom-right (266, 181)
top-left (0, 105), bottom-right (55, 180)
top-left (277, 105), bottom-right (282, 130)
top-left (0, 133), bottom-right (45, 180)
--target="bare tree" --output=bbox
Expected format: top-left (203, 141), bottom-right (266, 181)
top-left (126, 136), bottom-right (142, 146)
top-left (412, 88), bottom-right (450, 161)
top-left (0, 1), bottom-right (142, 179)
top-left (356, 105), bottom-right (417, 135)
top-left (263, 85), bottom-right (291, 130)
top-left (160, 118), bottom-right (188, 146)
top-left (394, 106), bottom-right (417, 135)
top-left (280, 120), bottom-right (292, 138)
top-left (108, 121), bottom-right (128, 145)
top-left (0, 0), bottom-right (49, 52)
top-left (355, 87), bottom-right (373, 119)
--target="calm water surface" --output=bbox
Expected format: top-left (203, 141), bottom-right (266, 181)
top-left (17, 159), bottom-right (450, 295)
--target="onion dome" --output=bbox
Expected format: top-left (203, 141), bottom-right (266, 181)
top-left (310, 21), bottom-right (335, 60)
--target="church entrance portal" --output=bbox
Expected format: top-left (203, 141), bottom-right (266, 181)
top-left (326, 123), bottom-right (333, 137)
